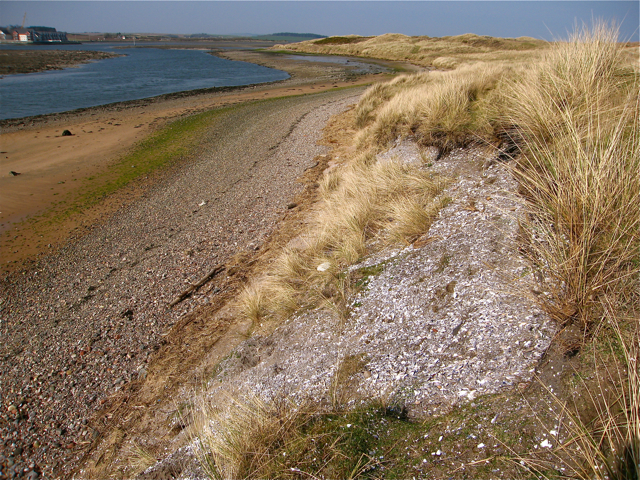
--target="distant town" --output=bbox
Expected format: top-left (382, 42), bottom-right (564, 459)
top-left (0, 25), bottom-right (76, 43)
top-left (0, 27), bottom-right (326, 45)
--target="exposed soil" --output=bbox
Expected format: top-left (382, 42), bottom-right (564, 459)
top-left (0, 50), bottom-right (123, 75)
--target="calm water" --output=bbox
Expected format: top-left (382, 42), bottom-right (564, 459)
top-left (0, 44), bottom-right (290, 120)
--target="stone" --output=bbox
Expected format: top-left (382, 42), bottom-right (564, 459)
top-left (61, 130), bottom-right (73, 136)
top-left (317, 262), bottom-right (332, 272)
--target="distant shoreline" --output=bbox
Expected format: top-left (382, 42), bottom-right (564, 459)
top-left (0, 48), bottom-right (121, 75)
top-left (0, 47), bottom-right (392, 128)
top-left (0, 79), bottom-right (291, 129)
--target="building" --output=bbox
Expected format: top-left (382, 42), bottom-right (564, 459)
top-left (29, 26), bottom-right (69, 43)
top-left (1, 25), bottom-right (72, 43)
top-left (12, 28), bottom-right (31, 42)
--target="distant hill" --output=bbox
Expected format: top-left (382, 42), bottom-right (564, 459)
top-left (253, 32), bottom-right (326, 42)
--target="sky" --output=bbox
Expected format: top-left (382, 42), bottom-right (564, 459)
top-left (1, 1), bottom-right (638, 41)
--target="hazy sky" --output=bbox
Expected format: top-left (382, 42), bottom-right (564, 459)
top-left (2, 1), bottom-right (638, 41)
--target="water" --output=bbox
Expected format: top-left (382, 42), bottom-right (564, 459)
top-left (0, 44), bottom-right (290, 120)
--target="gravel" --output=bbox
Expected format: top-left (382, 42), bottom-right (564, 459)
top-left (204, 142), bottom-right (556, 415)
top-left (135, 141), bottom-right (558, 480)
top-left (0, 88), bottom-right (362, 479)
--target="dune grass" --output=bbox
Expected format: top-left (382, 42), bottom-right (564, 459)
top-left (354, 63), bottom-right (504, 153)
top-left (238, 154), bottom-right (449, 323)
top-left (343, 22), bottom-right (639, 331)
top-left (273, 32), bottom-right (548, 70)
top-left (199, 24), bottom-right (639, 479)
top-left (515, 297), bottom-right (639, 480)
top-left (502, 22), bottom-right (639, 328)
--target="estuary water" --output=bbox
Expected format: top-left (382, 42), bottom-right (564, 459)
top-left (0, 44), bottom-right (290, 120)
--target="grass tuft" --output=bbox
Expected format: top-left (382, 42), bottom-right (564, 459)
top-left (503, 21), bottom-right (639, 328)
top-left (516, 298), bottom-right (639, 480)
top-left (238, 158), bottom-right (449, 323)
top-left (355, 64), bottom-right (504, 153)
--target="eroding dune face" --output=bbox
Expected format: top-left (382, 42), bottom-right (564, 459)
top-left (209, 144), bottom-right (554, 417)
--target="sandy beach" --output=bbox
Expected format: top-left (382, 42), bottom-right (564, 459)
top-left (0, 49), bottom-right (392, 271)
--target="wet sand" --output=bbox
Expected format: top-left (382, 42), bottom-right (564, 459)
top-left (0, 49), bottom-right (391, 271)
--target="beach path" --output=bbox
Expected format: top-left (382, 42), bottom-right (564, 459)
top-left (0, 88), bottom-right (363, 478)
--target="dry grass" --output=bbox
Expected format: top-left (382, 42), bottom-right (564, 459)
top-left (516, 298), bottom-right (639, 479)
top-left (204, 23), bottom-right (639, 480)
top-left (502, 22), bottom-right (639, 328)
top-left (348, 22), bottom-right (639, 330)
top-left (239, 156), bottom-right (449, 324)
top-left (354, 64), bottom-right (505, 153)
top-left (125, 441), bottom-right (158, 476)
top-left (498, 22), bottom-right (639, 479)
top-left (194, 394), bottom-right (384, 480)
top-left (195, 395), bottom-right (314, 480)
top-left (274, 32), bottom-right (548, 70)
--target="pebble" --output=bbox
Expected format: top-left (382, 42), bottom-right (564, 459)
top-left (0, 89), bottom-right (362, 477)
top-left (202, 145), bottom-right (555, 431)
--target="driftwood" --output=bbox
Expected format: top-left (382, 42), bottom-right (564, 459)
top-left (168, 264), bottom-right (225, 307)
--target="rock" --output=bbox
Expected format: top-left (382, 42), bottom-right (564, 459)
top-left (445, 281), bottom-right (457, 294)
top-left (317, 262), bottom-right (332, 272)
top-left (286, 202), bottom-right (298, 209)
top-left (9, 171), bottom-right (21, 176)
top-left (61, 130), bottom-right (73, 136)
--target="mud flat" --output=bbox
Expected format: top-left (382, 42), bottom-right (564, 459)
top-left (0, 49), bottom-right (122, 75)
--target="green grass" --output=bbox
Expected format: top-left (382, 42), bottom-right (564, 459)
top-left (71, 108), bottom-right (228, 214)
top-left (353, 263), bottom-right (386, 289)
top-left (196, 394), bottom-right (542, 479)
top-left (313, 36), bottom-right (373, 45)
